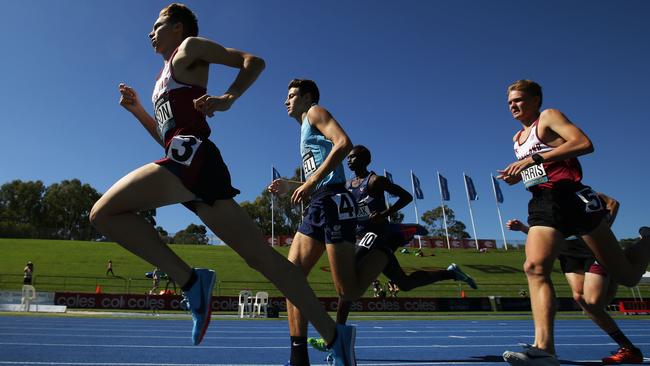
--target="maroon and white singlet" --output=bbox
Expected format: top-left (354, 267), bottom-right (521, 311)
top-left (513, 119), bottom-right (583, 190)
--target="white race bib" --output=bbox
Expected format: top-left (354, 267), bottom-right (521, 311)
top-left (332, 193), bottom-right (356, 221)
top-left (575, 187), bottom-right (604, 213)
top-left (521, 164), bottom-right (548, 188)
top-left (302, 150), bottom-right (317, 178)
top-left (356, 196), bottom-right (371, 220)
top-left (167, 135), bottom-right (202, 166)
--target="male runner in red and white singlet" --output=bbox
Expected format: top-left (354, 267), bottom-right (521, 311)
top-left (90, 5), bottom-right (356, 362)
top-left (498, 79), bottom-right (650, 365)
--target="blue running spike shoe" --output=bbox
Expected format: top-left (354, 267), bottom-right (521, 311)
top-left (447, 263), bottom-right (477, 289)
top-left (308, 337), bottom-right (328, 352)
top-left (326, 352), bottom-right (334, 366)
top-left (181, 268), bottom-right (216, 345)
top-left (328, 324), bottom-right (356, 366)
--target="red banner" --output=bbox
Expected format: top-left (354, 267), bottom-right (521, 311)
top-left (264, 235), bottom-right (497, 249)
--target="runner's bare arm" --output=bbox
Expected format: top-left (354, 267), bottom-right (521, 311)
top-left (536, 108), bottom-right (594, 162)
top-left (176, 37), bottom-right (264, 116)
top-left (291, 106), bottom-right (352, 204)
top-left (370, 175), bottom-right (412, 220)
top-left (597, 192), bottom-right (620, 226)
top-left (118, 83), bottom-right (164, 147)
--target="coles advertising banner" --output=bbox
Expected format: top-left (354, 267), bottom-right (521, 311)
top-left (54, 293), bottom-right (492, 312)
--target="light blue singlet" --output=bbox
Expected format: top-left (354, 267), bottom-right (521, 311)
top-left (300, 109), bottom-right (346, 190)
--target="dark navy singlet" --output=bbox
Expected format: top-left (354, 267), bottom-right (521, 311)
top-left (346, 171), bottom-right (387, 230)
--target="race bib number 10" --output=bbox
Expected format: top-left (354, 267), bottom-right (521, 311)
top-left (167, 135), bottom-right (202, 166)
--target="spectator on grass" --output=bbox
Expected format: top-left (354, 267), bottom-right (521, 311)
top-left (371, 279), bottom-right (386, 298)
top-left (387, 280), bottom-right (399, 297)
top-left (149, 267), bottom-right (162, 295)
top-left (106, 260), bottom-right (115, 276)
top-left (23, 261), bottom-right (34, 285)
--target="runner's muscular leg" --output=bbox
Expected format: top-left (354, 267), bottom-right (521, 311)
top-left (524, 226), bottom-right (564, 354)
top-left (582, 221), bottom-right (650, 287)
top-left (193, 200), bottom-right (336, 342)
top-left (326, 241), bottom-right (388, 301)
top-left (90, 163), bottom-right (196, 286)
top-left (286, 233), bottom-right (326, 336)
top-left (582, 272), bottom-right (619, 333)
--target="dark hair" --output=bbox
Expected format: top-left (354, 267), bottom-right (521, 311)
top-left (352, 145), bottom-right (371, 165)
top-left (288, 79), bottom-right (320, 104)
top-left (507, 79), bottom-right (543, 109)
top-left (160, 3), bottom-right (199, 38)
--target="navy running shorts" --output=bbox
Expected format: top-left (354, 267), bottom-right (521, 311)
top-left (355, 223), bottom-right (406, 259)
top-left (297, 184), bottom-right (357, 244)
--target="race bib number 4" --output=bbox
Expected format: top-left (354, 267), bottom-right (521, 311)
top-left (332, 193), bottom-right (356, 221)
top-left (167, 135), bottom-right (202, 166)
top-left (521, 164), bottom-right (548, 188)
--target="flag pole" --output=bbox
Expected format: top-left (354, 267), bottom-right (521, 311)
top-left (463, 173), bottom-right (479, 251)
top-left (384, 169), bottom-right (391, 223)
top-left (491, 174), bottom-right (508, 250)
top-left (437, 172), bottom-right (451, 250)
top-left (271, 166), bottom-right (275, 248)
top-left (410, 170), bottom-right (422, 249)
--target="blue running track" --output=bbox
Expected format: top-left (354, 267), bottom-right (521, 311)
top-left (0, 315), bottom-right (649, 365)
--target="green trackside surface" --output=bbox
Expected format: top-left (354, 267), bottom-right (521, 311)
top-left (1, 238), bottom-right (647, 299)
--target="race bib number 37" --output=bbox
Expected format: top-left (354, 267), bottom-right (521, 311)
top-left (167, 135), bottom-right (202, 166)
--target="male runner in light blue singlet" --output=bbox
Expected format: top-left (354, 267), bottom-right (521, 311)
top-left (269, 79), bottom-right (387, 366)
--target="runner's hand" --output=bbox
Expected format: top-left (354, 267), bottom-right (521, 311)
top-left (506, 219), bottom-right (525, 232)
top-left (268, 179), bottom-right (289, 196)
top-left (118, 83), bottom-right (142, 113)
top-left (193, 94), bottom-right (235, 117)
top-left (292, 181), bottom-right (315, 205)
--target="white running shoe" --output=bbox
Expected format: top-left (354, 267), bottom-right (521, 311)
top-left (503, 346), bottom-right (559, 366)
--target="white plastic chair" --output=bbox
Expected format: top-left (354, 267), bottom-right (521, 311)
top-left (238, 290), bottom-right (253, 318)
top-left (21, 285), bottom-right (36, 312)
top-left (252, 291), bottom-right (269, 318)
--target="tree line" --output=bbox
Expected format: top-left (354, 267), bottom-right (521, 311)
top-left (0, 179), bottom-right (210, 244)
top-left (1, 175), bottom-right (470, 244)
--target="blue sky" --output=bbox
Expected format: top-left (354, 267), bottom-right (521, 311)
top-left (2, 0), bottom-right (649, 245)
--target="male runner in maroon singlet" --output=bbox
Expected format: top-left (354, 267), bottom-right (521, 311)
top-left (90, 5), bottom-right (356, 362)
top-left (498, 80), bottom-right (650, 365)
top-left (507, 193), bottom-right (643, 364)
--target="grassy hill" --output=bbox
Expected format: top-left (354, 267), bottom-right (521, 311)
top-left (0, 238), bottom-right (631, 298)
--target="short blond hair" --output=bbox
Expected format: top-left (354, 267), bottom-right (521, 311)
top-left (507, 79), bottom-right (542, 108)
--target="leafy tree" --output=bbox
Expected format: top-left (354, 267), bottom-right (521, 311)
top-left (241, 167), bottom-right (303, 236)
top-left (172, 223), bottom-right (209, 244)
top-left (156, 225), bottom-right (171, 244)
top-left (421, 206), bottom-right (470, 239)
top-left (0, 180), bottom-right (47, 238)
top-left (42, 179), bottom-right (102, 241)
